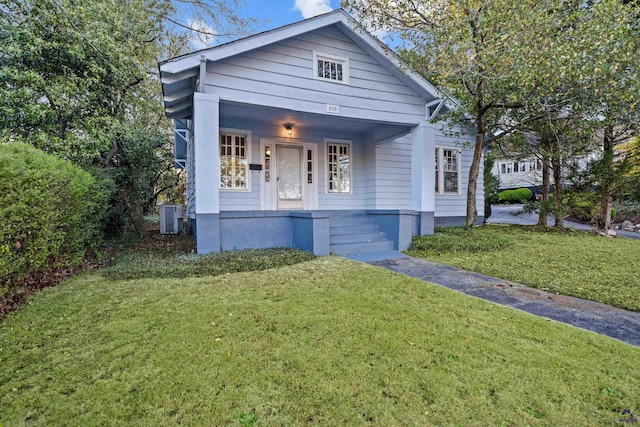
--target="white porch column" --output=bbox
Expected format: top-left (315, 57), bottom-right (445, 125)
top-left (411, 120), bottom-right (436, 235)
top-left (193, 92), bottom-right (221, 253)
top-left (194, 92), bottom-right (220, 213)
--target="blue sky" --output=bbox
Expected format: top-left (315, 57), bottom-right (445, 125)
top-left (238, 0), bottom-right (343, 32)
top-left (185, 0), bottom-right (398, 50)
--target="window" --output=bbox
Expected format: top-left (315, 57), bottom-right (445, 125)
top-left (327, 141), bottom-right (351, 193)
top-left (264, 145), bottom-right (271, 182)
top-left (313, 51), bottom-right (349, 84)
top-left (501, 163), bottom-right (506, 174)
top-left (435, 147), bottom-right (460, 194)
top-left (442, 149), bottom-right (459, 193)
top-left (307, 149), bottom-right (313, 184)
top-left (220, 132), bottom-right (249, 190)
top-left (435, 150), bottom-right (440, 193)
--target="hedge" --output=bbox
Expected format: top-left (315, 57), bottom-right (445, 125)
top-left (498, 188), bottom-right (533, 204)
top-left (0, 143), bottom-right (110, 283)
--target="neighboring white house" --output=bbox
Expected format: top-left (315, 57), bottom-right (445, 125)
top-left (159, 9), bottom-right (483, 256)
top-left (492, 153), bottom-right (600, 192)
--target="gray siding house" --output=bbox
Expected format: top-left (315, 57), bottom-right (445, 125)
top-left (160, 9), bottom-right (483, 256)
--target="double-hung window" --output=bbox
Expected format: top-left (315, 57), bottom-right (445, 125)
top-left (327, 141), bottom-right (351, 193)
top-left (435, 148), bottom-right (460, 194)
top-left (220, 132), bottom-right (249, 190)
top-left (313, 51), bottom-right (349, 84)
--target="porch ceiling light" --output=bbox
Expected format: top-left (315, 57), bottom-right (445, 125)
top-left (284, 123), bottom-right (294, 137)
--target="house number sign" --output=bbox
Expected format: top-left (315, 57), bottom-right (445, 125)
top-left (326, 104), bottom-right (340, 114)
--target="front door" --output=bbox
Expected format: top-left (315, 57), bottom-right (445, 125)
top-left (277, 145), bottom-right (303, 210)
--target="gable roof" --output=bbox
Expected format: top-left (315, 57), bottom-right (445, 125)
top-left (159, 9), bottom-right (447, 119)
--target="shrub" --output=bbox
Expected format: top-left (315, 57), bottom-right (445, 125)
top-left (0, 143), bottom-right (111, 284)
top-left (565, 192), bottom-right (599, 223)
top-left (498, 188), bottom-right (533, 204)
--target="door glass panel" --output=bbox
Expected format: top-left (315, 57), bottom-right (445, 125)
top-left (278, 146), bottom-right (302, 201)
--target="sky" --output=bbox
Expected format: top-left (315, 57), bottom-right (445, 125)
top-left (186, 0), bottom-right (344, 49)
top-left (239, 0), bottom-right (343, 31)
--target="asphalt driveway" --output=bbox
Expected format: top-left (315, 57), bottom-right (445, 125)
top-left (487, 204), bottom-right (640, 239)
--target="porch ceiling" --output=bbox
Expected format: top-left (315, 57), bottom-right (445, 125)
top-left (220, 102), bottom-right (413, 144)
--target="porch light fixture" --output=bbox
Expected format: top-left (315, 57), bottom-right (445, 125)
top-left (284, 123), bottom-right (294, 137)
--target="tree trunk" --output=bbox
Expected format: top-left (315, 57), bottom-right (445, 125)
top-left (551, 150), bottom-right (563, 229)
top-left (597, 125), bottom-right (615, 230)
top-left (538, 154), bottom-right (551, 226)
top-left (599, 193), bottom-right (612, 231)
top-left (465, 123), bottom-right (485, 227)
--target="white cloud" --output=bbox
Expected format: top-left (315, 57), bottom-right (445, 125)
top-left (294, 0), bottom-right (333, 19)
top-left (188, 19), bottom-right (216, 49)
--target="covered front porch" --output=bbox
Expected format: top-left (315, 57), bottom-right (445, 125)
top-left (188, 94), bottom-right (438, 255)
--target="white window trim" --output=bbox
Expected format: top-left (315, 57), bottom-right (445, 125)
top-left (313, 50), bottom-right (350, 85)
top-left (435, 146), bottom-right (462, 195)
top-left (325, 138), bottom-right (353, 195)
top-left (219, 127), bottom-right (252, 192)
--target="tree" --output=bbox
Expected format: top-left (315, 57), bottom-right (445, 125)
top-left (482, 150), bottom-right (499, 222)
top-left (0, 0), bottom-right (255, 233)
top-left (345, 0), bottom-right (639, 227)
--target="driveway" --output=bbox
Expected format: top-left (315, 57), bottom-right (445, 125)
top-left (487, 204), bottom-right (640, 239)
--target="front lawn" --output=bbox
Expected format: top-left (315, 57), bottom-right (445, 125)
top-left (1, 256), bottom-right (639, 425)
top-left (407, 225), bottom-right (640, 312)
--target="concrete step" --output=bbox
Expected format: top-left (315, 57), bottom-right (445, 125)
top-left (330, 232), bottom-right (387, 245)
top-left (329, 225), bottom-right (380, 236)
top-left (342, 250), bottom-right (409, 262)
top-left (330, 240), bottom-right (394, 255)
top-left (330, 216), bottom-right (373, 227)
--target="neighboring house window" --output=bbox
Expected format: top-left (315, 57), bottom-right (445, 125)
top-left (313, 51), bottom-right (349, 84)
top-left (220, 132), bottom-right (248, 190)
top-left (435, 147), bottom-right (461, 194)
top-left (327, 141), bottom-right (351, 193)
top-left (501, 163), bottom-right (506, 174)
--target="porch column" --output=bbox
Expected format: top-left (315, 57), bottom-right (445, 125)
top-left (193, 92), bottom-right (221, 253)
top-left (411, 121), bottom-right (436, 235)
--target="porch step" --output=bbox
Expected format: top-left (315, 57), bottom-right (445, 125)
top-left (330, 225), bottom-right (381, 236)
top-left (343, 250), bottom-right (409, 262)
top-left (329, 212), bottom-right (395, 256)
top-left (329, 232), bottom-right (387, 245)
top-left (330, 240), bottom-right (394, 256)
top-left (330, 216), bottom-right (373, 227)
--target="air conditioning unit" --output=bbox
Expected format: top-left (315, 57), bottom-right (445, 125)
top-left (159, 204), bottom-right (184, 234)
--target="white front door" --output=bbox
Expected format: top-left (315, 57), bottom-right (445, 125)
top-left (260, 138), bottom-right (317, 211)
top-left (277, 145), bottom-right (304, 210)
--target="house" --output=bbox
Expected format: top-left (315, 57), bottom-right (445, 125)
top-left (159, 9), bottom-right (483, 256)
top-left (491, 153), bottom-right (600, 193)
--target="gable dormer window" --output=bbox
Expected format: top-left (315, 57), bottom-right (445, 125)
top-left (313, 51), bottom-right (349, 84)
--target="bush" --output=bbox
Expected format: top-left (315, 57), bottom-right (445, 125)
top-left (0, 143), bottom-right (111, 284)
top-left (565, 192), bottom-right (599, 223)
top-left (498, 188), bottom-right (533, 204)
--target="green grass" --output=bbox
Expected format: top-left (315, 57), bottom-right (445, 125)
top-left (103, 247), bottom-right (315, 280)
top-left (407, 225), bottom-right (640, 311)
top-left (1, 256), bottom-right (639, 425)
